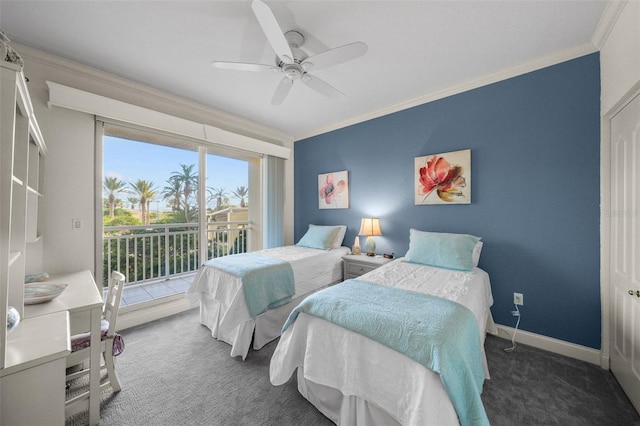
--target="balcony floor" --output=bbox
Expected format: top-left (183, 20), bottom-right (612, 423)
top-left (105, 273), bottom-right (196, 307)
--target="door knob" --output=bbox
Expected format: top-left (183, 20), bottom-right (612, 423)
top-left (628, 290), bottom-right (640, 297)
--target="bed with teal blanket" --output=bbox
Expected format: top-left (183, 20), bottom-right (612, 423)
top-left (270, 257), bottom-right (495, 426)
top-left (206, 252), bottom-right (295, 317)
top-left (186, 245), bottom-right (350, 360)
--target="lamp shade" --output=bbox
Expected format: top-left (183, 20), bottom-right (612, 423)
top-left (358, 218), bottom-right (382, 236)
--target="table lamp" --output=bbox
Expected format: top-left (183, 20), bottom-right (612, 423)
top-left (359, 218), bottom-right (382, 256)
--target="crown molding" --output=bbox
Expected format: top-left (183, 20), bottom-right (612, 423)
top-left (13, 42), bottom-right (294, 146)
top-left (294, 43), bottom-right (598, 141)
top-left (591, 0), bottom-right (627, 49)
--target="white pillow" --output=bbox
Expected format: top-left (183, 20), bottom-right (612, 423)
top-left (332, 225), bottom-right (347, 249)
top-left (472, 241), bottom-right (483, 267)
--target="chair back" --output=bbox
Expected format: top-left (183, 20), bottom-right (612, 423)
top-left (104, 271), bottom-right (125, 335)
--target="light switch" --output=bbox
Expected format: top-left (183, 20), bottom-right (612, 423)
top-left (72, 218), bottom-right (82, 230)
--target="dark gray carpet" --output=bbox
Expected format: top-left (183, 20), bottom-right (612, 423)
top-left (483, 334), bottom-right (640, 425)
top-left (67, 308), bottom-right (640, 425)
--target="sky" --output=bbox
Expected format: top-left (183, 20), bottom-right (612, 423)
top-left (103, 135), bottom-right (248, 210)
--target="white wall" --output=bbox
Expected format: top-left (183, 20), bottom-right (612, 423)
top-left (21, 58), bottom-right (96, 275)
top-left (600, 1), bottom-right (640, 114)
top-left (16, 44), bottom-right (294, 277)
top-left (599, 0), bottom-right (640, 368)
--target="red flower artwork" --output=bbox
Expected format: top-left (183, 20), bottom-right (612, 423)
top-left (418, 155), bottom-right (466, 202)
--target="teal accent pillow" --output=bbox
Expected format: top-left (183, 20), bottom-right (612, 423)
top-left (296, 225), bottom-right (341, 250)
top-left (404, 229), bottom-right (481, 272)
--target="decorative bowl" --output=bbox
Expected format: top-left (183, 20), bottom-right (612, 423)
top-left (7, 306), bottom-right (20, 333)
top-left (24, 282), bottom-right (69, 305)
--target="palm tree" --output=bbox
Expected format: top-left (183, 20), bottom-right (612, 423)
top-left (104, 177), bottom-right (129, 218)
top-left (129, 179), bottom-right (157, 225)
top-left (232, 185), bottom-right (248, 207)
top-left (209, 187), bottom-right (227, 211)
top-left (126, 196), bottom-right (139, 209)
top-left (162, 177), bottom-right (182, 212)
top-left (170, 164), bottom-right (198, 222)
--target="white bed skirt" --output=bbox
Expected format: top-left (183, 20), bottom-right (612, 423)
top-left (297, 368), bottom-right (405, 426)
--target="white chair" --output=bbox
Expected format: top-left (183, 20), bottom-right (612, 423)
top-left (65, 271), bottom-right (126, 402)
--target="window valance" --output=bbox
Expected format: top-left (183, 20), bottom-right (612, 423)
top-left (46, 81), bottom-right (290, 160)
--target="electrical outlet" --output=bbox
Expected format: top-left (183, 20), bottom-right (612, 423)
top-left (514, 292), bottom-right (524, 306)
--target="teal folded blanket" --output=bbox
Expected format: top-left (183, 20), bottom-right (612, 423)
top-left (283, 279), bottom-right (488, 426)
top-left (204, 253), bottom-right (294, 317)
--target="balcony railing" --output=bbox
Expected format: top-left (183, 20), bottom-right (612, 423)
top-left (103, 221), bottom-right (249, 288)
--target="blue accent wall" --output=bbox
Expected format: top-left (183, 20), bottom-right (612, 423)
top-left (294, 53), bottom-right (601, 349)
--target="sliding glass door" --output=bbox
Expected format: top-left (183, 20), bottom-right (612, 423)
top-left (100, 123), bottom-right (254, 308)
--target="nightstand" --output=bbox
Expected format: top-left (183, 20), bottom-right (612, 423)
top-left (343, 254), bottom-right (393, 280)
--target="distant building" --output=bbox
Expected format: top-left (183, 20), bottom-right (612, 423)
top-left (209, 207), bottom-right (248, 224)
top-left (208, 207), bottom-right (249, 255)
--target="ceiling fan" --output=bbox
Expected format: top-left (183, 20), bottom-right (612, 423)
top-left (212, 0), bottom-right (367, 105)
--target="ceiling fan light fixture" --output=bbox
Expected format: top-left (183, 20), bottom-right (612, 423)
top-left (283, 64), bottom-right (303, 80)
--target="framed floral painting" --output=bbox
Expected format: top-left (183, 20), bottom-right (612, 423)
top-left (415, 149), bottom-right (471, 205)
top-left (318, 170), bottom-right (349, 209)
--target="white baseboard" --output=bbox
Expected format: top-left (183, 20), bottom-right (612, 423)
top-left (117, 297), bottom-right (195, 331)
top-left (491, 325), bottom-right (603, 367)
top-left (600, 353), bottom-right (610, 370)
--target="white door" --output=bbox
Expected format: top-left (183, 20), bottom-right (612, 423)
top-left (610, 91), bottom-right (640, 411)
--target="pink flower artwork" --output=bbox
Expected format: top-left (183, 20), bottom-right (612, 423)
top-left (415, 149), bottom-right (471, 205)
top-left (318, 170), bottom-right (349, 209)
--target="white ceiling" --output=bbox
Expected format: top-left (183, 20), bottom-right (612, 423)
top-left (0, 1), bottom-right (607, 140)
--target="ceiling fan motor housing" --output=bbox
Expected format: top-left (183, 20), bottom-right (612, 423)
top-left (285, 30), bottom-right (305, 48)
top-left (278, 32), bottom-right (308, 81)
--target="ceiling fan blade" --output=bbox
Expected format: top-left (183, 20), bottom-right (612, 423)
top-left (302, 42), bottom-right (368, 72)
top-left (272, 77), bottom-right (293, 105)
top-left (302, 74), bottom-right (344, 100)
top-left (251, 0), bottom-right (294, 64)
top-left (211, 61), bottom-right (276, 72)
